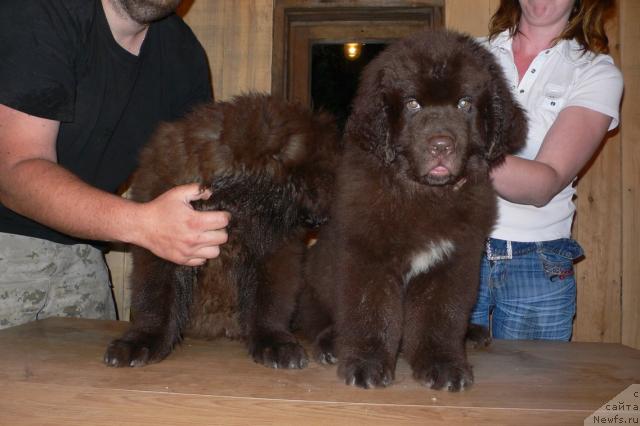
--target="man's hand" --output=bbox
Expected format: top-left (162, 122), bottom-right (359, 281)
top-left (133, 183), bottom-right (230, 266)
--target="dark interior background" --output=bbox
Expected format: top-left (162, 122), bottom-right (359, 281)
top-left (311, 42), bottom-right (387, 132)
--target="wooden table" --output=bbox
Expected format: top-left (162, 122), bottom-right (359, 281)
top-left (0, 318), bottom-right (638, 425)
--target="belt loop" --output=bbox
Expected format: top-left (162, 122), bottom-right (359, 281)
top-left (486, 239), bottom-right (513, 261)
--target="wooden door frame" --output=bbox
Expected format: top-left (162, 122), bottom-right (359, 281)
top-left (272, 0), bottom-right (444, 103)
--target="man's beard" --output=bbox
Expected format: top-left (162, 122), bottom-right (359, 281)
top-left (118, 0), bottom-right (182, 24)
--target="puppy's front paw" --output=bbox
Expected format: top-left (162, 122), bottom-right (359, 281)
top-left (412, 359), bottom-right (473, 391)
top-left (250, 335), bottom-right (309, 369)
top-left (103, 334), bottom-right (171, 367)
top-left (338, 357), bottom-right (395, 389)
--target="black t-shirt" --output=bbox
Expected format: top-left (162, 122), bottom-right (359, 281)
top-left (0, 0), bottom-right (213, 246)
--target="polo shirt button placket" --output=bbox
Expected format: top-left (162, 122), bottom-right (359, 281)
top-left (518, 53), bottom-right (546, 96)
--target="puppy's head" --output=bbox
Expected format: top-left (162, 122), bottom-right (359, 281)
top-left (345, 29), bottom-right (527, 187)
top-left (255, 100), bottom-right (341, 227)
top-left (292, 110), bottom-right (342, 228)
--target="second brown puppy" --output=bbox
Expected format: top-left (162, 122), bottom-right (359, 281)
top-left (299, 29), bottom-right (526, 391)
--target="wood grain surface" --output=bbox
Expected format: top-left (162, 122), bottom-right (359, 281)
top-left (0, 318), bottom-right (637, 425)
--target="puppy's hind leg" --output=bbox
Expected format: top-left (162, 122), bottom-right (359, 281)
top-left (246, 239), bottom-right (309, 369)
top-left (313, 325), bottom-right (338, 365)
top-left (466, 323), bottom-right (491, 349)
top-left (104, 248), bottom-right (195, 367)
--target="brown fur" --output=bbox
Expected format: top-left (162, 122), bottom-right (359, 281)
top-left (104, 94), bottom-right (341, 368)
top-left (298, 29), bottom-right (526, 391)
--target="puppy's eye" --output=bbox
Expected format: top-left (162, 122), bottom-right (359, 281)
top-left (406, 99), bottom-right (421, 111)
top-left (457, 97), bottom-right (472, 110)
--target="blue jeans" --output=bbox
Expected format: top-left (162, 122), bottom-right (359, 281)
top-left (470, 238), bottom-right (584, 341)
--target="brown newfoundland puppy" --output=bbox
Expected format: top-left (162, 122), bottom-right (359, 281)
top-left (104, 94), bottom-right (340, 369)
top-left (298, 29), bottom-right (526, 391)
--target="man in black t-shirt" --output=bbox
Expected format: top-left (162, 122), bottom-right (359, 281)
top-left (0, 0), bottom-right (229, 328)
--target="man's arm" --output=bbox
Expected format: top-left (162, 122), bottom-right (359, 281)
top-left (490, 106), bottom-right (613, 207)
top-left (0, 104), bottom-right (228, 266)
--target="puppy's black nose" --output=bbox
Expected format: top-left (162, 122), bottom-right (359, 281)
top-left (427, 135), bottom-right (455, 156)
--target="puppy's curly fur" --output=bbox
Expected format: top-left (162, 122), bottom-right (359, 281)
top-left (104, 94), bottom-right (341, 369)
top-left (299, 29), bottom-right (527, 391)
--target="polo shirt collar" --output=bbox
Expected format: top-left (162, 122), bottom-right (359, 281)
top-left (491, 30), bottom-right (593, 65)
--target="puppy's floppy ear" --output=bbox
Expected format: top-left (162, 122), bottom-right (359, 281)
top-left (482, 64), bottom-right (528, 165)
top-left (344, 65), bottom-right (397, 165)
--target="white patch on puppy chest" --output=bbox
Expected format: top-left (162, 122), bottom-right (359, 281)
top-left (404, 239), bottom-right (455, 284)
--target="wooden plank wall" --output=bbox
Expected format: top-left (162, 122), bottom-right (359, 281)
top-left (572, 12), bottom-right (622, 344)
top-left (444, 0), bottom-right (499, 36)
top-left (107, 0), bottom-right (638, 349)
top-left (619, 0), bottom-right (640, 349)
top-left (181, 0), bottom-right (274, 100)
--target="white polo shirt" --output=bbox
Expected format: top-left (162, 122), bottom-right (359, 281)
top-left (480, 31), bottom-right (624, 242)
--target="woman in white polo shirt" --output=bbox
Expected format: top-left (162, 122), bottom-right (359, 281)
top-left (470, 0), bottom-right (623, 341)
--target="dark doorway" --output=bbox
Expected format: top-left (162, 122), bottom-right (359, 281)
top-left (311, 43), bottom-right (387, 131)
top-left (272, 2), bottom-right (443, 120)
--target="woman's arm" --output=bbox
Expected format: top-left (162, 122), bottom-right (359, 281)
top-left (491, 106), bottom-right (613, 207)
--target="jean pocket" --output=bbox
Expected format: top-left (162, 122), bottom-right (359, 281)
top-left (537, 239), bottom-right (584, 282)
